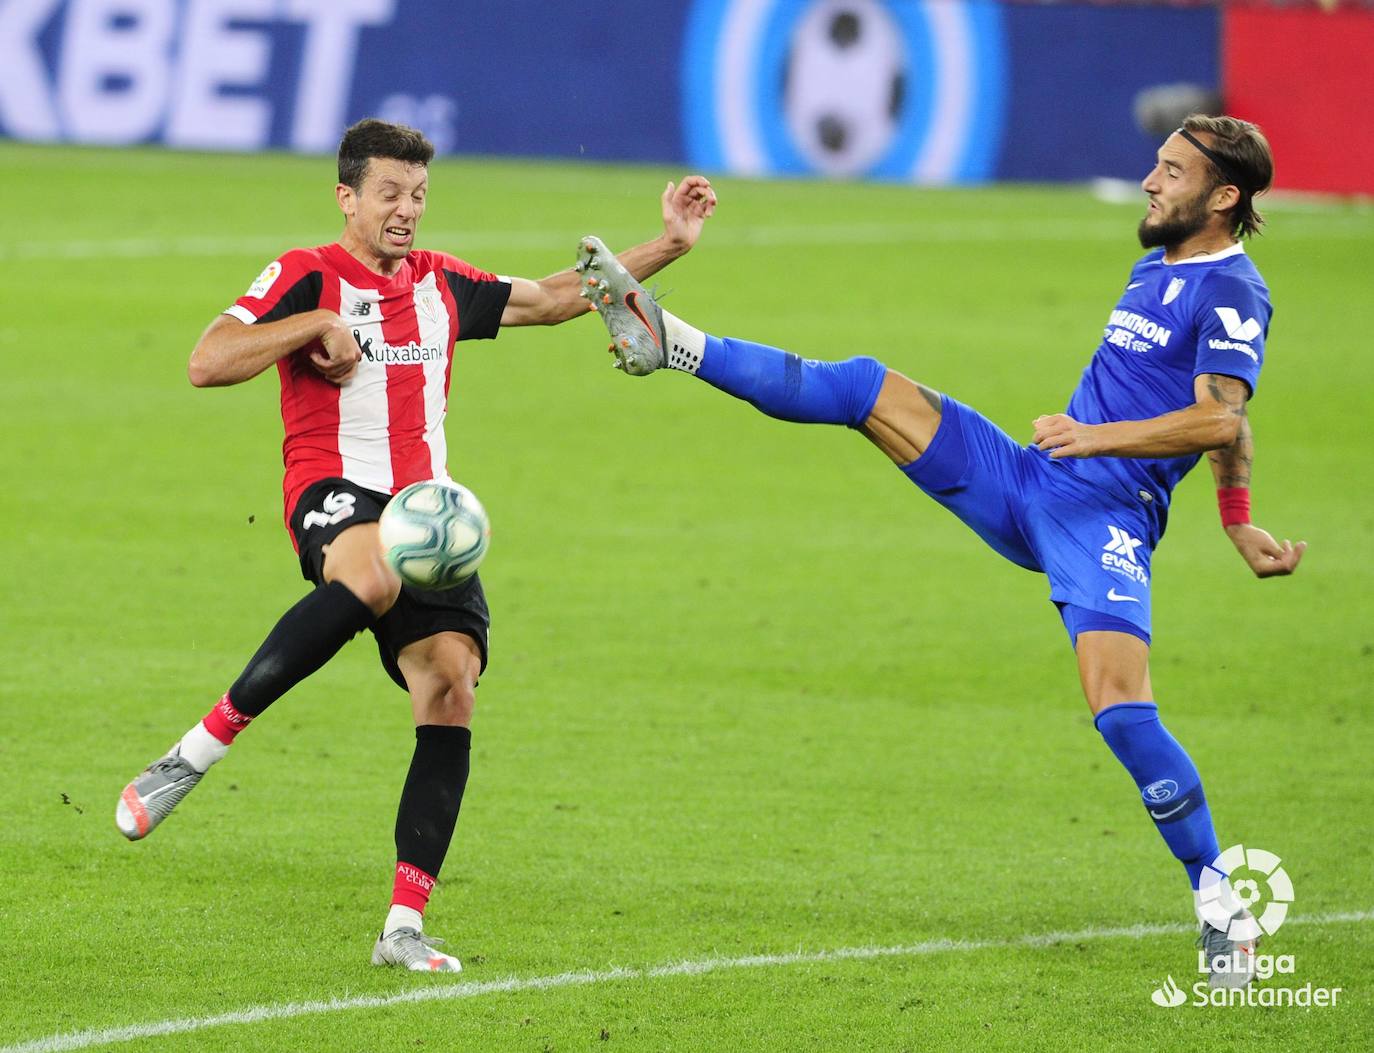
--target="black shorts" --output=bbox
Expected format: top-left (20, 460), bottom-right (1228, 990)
top-left (289, 477), bottom-right (491, 691)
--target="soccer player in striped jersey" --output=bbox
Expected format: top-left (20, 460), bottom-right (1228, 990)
top-left (115, 118), bottom-right (716, 972)
top-left (580, 115), bottom-right (1302, 989)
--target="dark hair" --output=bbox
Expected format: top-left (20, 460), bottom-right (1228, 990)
top-left (1180, 114), bottom-right (1274, 239)
top-left (337, 118), bottom-right (435, 190)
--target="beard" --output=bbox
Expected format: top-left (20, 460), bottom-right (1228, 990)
top-left (1137, 191), bottom-right (1211, 250)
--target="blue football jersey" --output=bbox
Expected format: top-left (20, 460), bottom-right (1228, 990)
top-left (1058, 243), bottom-right (1272, 532)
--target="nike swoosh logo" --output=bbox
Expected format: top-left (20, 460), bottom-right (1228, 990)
top-left (1126, 282), bottom-right (1144, 290)
top-left (1106, 588), bottom-right (1140, 603)
top-left (1149, 801), bottom-right (1187, 819)
top-left (624, 290), bottom-right (662, 348)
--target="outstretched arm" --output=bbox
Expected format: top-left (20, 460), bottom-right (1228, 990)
top-left (499, 175), bottom-right (718, 327)
top-left (1032, 373), bottom-right (1248, 459)
top-left (189, 311), bottom-right (362, 387)
top-left (1207, 417), bottom-right (1306, 577)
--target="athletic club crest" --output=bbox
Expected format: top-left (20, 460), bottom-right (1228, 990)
top-left (415, 288), bottom-right (443, 325)
top-left (1162, 277), bottom-right (1186, 305)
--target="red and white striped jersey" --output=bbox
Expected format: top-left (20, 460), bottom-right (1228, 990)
top-left (225, 243), bottom-right (511, 527)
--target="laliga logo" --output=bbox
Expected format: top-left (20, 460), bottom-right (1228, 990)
top-left (1198, 844), bottom-right (1294, 941)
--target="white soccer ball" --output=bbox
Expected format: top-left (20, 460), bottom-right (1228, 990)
top-left (379, 480), bottom-right (491, 589)
top-left (783, 0), bottom-right (908, 176)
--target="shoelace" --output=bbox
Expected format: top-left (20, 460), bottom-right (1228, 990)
top-left (387, 929), bottom-right (448, 951)
top-left (149, 754), bottom-right (192, 776)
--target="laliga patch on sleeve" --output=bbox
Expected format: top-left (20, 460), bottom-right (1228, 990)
top-left (246, 260), bottom-right (283, 299)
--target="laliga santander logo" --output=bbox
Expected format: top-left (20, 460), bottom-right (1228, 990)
top-left (1150, 975), bottom-right (1188, 1008)
top-left (1198, 844), bottom-right (1294, 941)
top-left (1150, 847), bottom-right (1341, 1009)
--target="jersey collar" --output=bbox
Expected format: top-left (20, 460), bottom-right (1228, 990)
top-left (324, 241), bottom-right (414, 288)
top-left (1165, 242), bottom-right (1246, 267)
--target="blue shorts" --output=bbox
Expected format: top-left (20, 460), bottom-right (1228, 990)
top-left (900, 397), bottom-right (1157, 646)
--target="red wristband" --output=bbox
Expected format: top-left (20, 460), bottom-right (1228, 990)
top-left (1217, 487), bottom-right (1251, 528)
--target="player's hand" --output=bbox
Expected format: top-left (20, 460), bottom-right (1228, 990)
top-left (311, 317), bottom-right (363, 385)
top-left (661, 175), bottom-right (718, 253)
top-left (1225, 523), bottom-right (1306, 578)
top-left (1032, 413), bottom-right (1101, 458)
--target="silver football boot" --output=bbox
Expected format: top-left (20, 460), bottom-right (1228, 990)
top-left (371, 927), bottom-right (463, 973)
top-left (115, 744), bottom-right (204, 840)
top-left (1197, 908), bottom-right (1260, 989)
top-left (575, 235), bottom-right (668, 376)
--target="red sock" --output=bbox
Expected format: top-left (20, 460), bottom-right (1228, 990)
top-left (202, 693), bottom-right (253, 745)
top-left (392, 862), bottom-right (437, 912)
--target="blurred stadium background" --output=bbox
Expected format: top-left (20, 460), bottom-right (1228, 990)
top-left (2, 2), bottom-right (1371, 1051)
top-left (3, 0), bottom-right (1372, 193)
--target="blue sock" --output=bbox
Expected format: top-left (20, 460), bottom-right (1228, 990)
top-left (695, 335), bottom-right (886, 428)
top-left (1094, 702), bottom-right (1220, 889)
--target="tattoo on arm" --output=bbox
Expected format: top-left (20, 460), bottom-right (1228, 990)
top-left (1208, 415), bottom-right (1253, 488)
top-left (1205, 374), bottom-right (1249, 419)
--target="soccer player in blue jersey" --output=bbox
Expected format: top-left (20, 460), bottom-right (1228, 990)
top-left (578, 114), bottom-right (1303, 988)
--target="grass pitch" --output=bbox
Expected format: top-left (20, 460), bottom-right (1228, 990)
top-left (0, 144), bottom-right (1371, 1051)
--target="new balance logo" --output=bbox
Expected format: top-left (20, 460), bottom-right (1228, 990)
top-left (1104, 525), bottom-right (1143, 564)
top-left (1214, 307), bottom-right (1261, 342)
top-left (350, 302), bottom-right (373, 317)
top-left (302, 491), bottom-right (356, 530)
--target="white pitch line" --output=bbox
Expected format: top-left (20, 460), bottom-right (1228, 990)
top-left (0, 221), bottom-right (1116, 262)
top-left (2, 215), bottom-right (1370, 263)
top-left (4, 909), bottom-right (1370, 1053)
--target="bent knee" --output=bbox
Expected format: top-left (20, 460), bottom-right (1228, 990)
top-left (861, 370), bottom-right (943, 463)
top-left (320, 523), bottom-right (400, 616)
top-left (1084, 680), bottom-right (1146, 714)
top-left (323, 554), bottom-right (399, 615)
top-left (341, 570), bottom-right (400, 617)
top-left (1081, 662), bottom-right (1154, 713)
top-left (423, 679), bottom-right (475, 726)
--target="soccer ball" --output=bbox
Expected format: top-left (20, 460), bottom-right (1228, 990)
top-left (379, 480), bottom-right (491, 589)
top-left (782, 0), bottom-right (908, 176)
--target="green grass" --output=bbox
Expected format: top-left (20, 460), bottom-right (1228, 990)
top-left (1, 143), bottom-right (1371, 1051)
